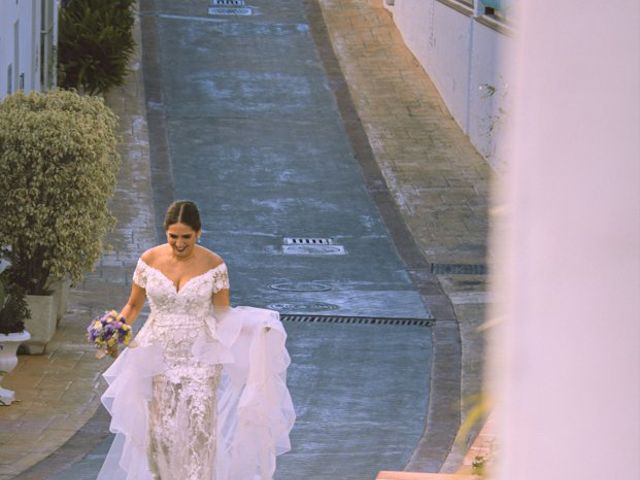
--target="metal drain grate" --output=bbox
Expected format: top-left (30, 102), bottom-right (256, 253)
top-left (284, 237), bottom-right (334, 245)
top-left (430, 263), bottom-right (487, 275)
top-left (280, 314), bottom-right (434, 327)
top-left (207, 6), bottom-right (252, 15)
top-left (211, 0), bottom-right (245, 5)
top-left (282, 237), bottom-right (347, 255)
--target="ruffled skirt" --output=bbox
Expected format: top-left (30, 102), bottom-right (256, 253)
top-left (97, 306), bottom-right (295, 480)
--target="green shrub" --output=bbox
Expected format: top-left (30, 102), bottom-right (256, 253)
top-left (0, 90), bottom-right (120, 295)
top-left (58, 0), bottom-right (136, 95)
top-left (0, 272), bottom-right (29, 334)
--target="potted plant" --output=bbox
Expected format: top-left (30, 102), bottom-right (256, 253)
top-left (0, 272), bottom-right (31, 405)
top-left (0, 90), bottom-right (120, 354)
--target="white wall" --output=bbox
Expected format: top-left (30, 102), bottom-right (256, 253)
top-left (390, 0), bottom-right (513, 171)
top-left (488, 1), bottom-right (640, 479)
top-left (0, 0), bottom-right (58, 101)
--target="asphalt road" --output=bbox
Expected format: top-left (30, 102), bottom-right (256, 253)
top-left (49, 0), bottom-right (434, 478)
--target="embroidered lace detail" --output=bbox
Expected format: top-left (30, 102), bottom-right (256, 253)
top-left (132, 258), bottom-right (148, 289)
top-left (131, 257), bottom-right (230, 479)
top-left (147, 365), bottom-right (222, 480)
top-left (212, 266), bottom-right (230, 293)
top-left (132, 259), bottom-right (229, 317)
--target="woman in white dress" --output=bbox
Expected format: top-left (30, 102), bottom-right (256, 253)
top-left (97, 200), bottom-right (295, 480)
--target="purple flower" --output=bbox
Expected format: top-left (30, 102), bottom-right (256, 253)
top-left (86, 310), bottom-right (133, 357)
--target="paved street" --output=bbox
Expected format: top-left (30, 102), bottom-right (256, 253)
top-left (1, 0), bottom-right (492, 478)
top-left (148, 0), bottom-right (430, 320)
top-left (141, 0), bottom-right (433, 477)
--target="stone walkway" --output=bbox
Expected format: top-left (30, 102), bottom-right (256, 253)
top-left (0, 0), bottom-right (493, 477)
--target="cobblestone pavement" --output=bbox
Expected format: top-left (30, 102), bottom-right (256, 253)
top-left (0, 0), bottom-right (492, 478)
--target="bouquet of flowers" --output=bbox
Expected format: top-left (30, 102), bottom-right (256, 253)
top-left (87, 310), bottom-right (132, 358)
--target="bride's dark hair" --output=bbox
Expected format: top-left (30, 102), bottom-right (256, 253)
top-left (164, 200), bottom-right (202, 232)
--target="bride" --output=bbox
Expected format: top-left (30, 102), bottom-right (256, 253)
top-left (97, 200), bottom-right (295, 480)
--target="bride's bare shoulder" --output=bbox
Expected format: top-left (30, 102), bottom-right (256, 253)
top-left (196, 246), bottom-right (225, 269)
top-left (139, 245), bottom-right (167, 264)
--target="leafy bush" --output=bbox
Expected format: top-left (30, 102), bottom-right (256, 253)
top-left (0, 90), bottom-right (120, 295)
top-left (58, 0), bottom-right (136, 95)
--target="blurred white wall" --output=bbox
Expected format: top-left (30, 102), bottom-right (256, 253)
top-left (489, 1), bottom-right (640, 479)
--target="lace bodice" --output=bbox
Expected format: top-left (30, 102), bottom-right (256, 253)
top-left (133, 258), bottom-right (229, 320)
top-left (131, 257), bottom-right (230, 381)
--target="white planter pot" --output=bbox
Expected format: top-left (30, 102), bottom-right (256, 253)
top-left (0, 330), bottom-right (31, 405)
top-left (23, 294), bottom-right (56, 355)
top-left (48, 278), bottom-right (72, 325)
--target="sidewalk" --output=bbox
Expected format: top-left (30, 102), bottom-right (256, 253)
top-left (0, 12), bottom-right (156, 479)
top-left (0, 0), bottom-right (492, 477)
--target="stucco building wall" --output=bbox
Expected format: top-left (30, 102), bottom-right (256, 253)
top-left (0, 0), bottom-right (58, 100)
top-left (387, 0), bottom-right (513, 171)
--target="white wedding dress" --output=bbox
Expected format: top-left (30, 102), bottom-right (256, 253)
top-left (97, 259), bottom-right (295, 480)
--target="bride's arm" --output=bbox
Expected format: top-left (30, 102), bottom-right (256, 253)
top-left (210, 258), bottom-right (232, 321)
top-left (119, 283), bottom-right (146, 326)
top-left (212, 286), bottom-right (230, 308)
top-left (212, 285), bottom-right (230, 320)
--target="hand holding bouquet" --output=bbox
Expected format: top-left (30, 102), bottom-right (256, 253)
top-left (87, 310), bottom-right (132, 359)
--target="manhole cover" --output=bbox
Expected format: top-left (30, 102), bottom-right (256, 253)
top-left (269, 281), bottom-right (332, 292)
top-left (282, 237), bottom-right (347, 255)
top-left (283, 244), bottom-right (346, 255)
top-left (268, 302), bottom-right (339, 312)
top-left (207, 6), bottom-right (252, 15)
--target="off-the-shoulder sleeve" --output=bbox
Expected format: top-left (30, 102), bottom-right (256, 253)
top-left (132, 259), bottom-right (148, 289)
top-left (212, 263), bottom-right (229, 293)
